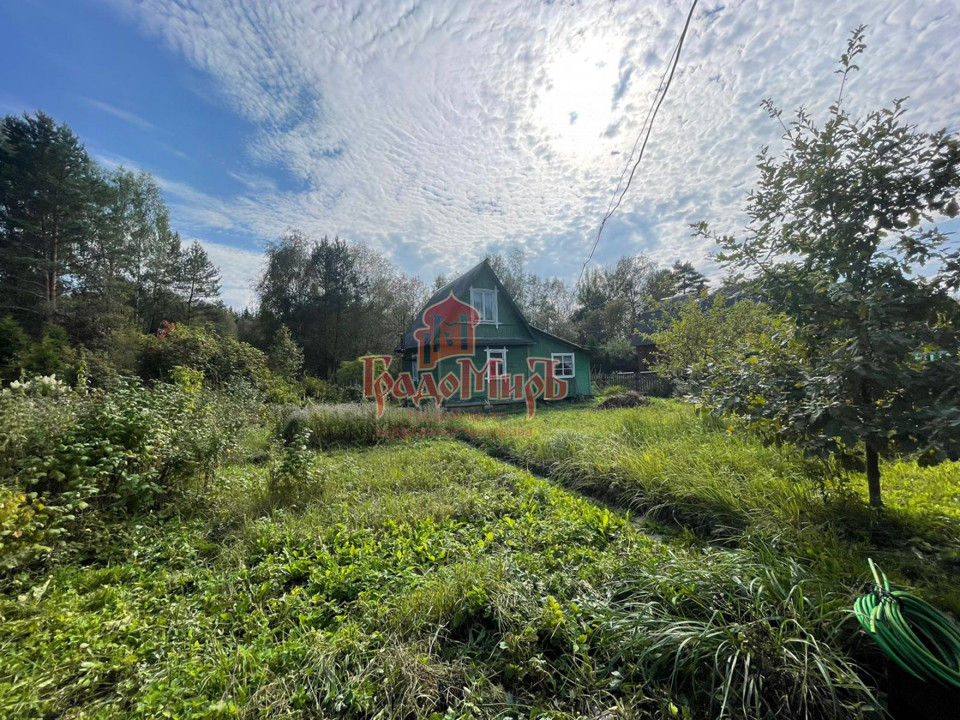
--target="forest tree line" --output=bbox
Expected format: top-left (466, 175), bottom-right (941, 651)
top-left (1, 110), bottom-right (712, 386)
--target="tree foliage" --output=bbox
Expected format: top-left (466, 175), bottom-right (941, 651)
top-left (178, 241), bottom-right (221, 323)
top-left (697, 27), bottom-right (960, 506)
top-left (256, 230), bottom-right (368, 377)
top-left (0, 112), bottom-right (225, 347)
top-left (267, 324), bottom-right (304, 381)
top-left (0, 112), bottom-right (106, 325)
top-left (649, 296), bottom-right (786, 385)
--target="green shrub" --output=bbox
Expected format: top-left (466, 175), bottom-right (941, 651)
top-left (21, 327), bottom-right (74, 377)
top-left (267, 429), bottom-right (321, 509)
top-left (0, 487), bottom-right (58, 570)
top-left (0, 376), bottom-right (262, 573)
top-left (334, 360), bottom-right (364, 400)
top-left (0, 316), bottom-right (28, 380)
top-left (303, 375), bottom-right (341, 402)
top-left (139, 322), bottom-right (271, 389)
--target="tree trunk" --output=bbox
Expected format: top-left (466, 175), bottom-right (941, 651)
top-left (866, 445), bottom-right (882, 507)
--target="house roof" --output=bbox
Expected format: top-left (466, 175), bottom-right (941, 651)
top-left (530, 325), bottom-right (589, 352)
top-left (396, 258), bottom-right (535, 352)
top-left (630, 288), bottom-right (764, 347)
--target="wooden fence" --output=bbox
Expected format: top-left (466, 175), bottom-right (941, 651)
top-left (591, 371), bottom-right (674, 398)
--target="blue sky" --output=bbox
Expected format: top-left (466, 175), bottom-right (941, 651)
top-left (2, 0), bottom-right (959, 308)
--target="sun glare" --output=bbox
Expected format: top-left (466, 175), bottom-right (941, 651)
top-left (534, 36), bottom-right (623, 159)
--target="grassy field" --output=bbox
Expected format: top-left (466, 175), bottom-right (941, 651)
top-left (3, 399), bottom-right (959, 718)
top-left (453, 401), bottom-right (960, 612)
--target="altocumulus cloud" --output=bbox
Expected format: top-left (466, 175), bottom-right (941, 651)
top-left (104, 0), bottom-right (960, 286)
top-left (192, 239), bottom-right (263, 310)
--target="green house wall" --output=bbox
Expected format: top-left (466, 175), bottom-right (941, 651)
top-left (464, 264), bottom-right (535, 344)
top-left (402, 343), bottom-right (589, 405)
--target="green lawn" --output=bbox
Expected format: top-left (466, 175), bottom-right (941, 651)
top-left (2, 436), bottom-right (875, 719)
top-left (453, 401), bottom-right (960, 611)
top-left (4, 399), bottom-right (958, 718)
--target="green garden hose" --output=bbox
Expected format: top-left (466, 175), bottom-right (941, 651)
top-left (854, 559), bottom-right (960, 688)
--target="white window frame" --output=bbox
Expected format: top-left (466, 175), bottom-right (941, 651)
top-left (470, 287), bottom-right (498, 326)
top-left (485, 347), bottom-right (508, 384)
top-left (551, 352), bottom-right (575, 379)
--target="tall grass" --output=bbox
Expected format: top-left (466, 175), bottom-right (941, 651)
top-left (452, 401), bottom-right (960, 611)
top-left (0, 440), bottom-right (880, 718)
top-left (281, 403), bottom-right (438, 448)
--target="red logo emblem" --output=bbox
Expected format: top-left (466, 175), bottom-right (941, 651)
top-left (412, 292), bottom-right (480, 370)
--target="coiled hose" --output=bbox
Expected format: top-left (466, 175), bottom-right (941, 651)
top-left (854, 558), bottom-right (960, 688)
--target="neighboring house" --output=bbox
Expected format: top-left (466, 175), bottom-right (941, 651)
top-left (396, 259), bottom-right (591, 405)
top-left (631, 307), bottom-right (662, 372)
top-left (630, 288), bottom-right (763, 372)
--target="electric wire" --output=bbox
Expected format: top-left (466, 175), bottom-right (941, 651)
top-left (578, 0), bottom-right (700, 286)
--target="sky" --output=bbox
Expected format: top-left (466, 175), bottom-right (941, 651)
top-left (2, 0), bottom-right (959, 309)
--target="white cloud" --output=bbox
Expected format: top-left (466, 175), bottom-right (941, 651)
top-left (83, 97), bottom-right (157, 131)
top-left (191, 238), bottom-right (263, 310)
top-left (102, 0), bottom-right (960, 284)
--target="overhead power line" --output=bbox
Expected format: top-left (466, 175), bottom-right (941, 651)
top-left (577, 0), bottom-right (700, 286)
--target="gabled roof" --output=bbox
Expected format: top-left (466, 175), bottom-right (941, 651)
top-left (397, 259), bottom-right (535, 352)
top-left (530, 325), bottom-right (589, 352)
top-left (630, 288), bottom-right (765, 347)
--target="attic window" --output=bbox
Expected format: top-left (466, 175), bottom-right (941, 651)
top-left (551, 352), bottom-right (575, 379)
top-left (470, 287), bottom-right (498, 324)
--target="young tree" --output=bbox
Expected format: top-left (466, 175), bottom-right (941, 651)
top-left (648, 296), bottom-right (785, 384)
top-left (698, 27), bottom-right (960, 506)
top-left (178, 241), bottom-right (221, 323)
top-left (267, 324), bottom-right (304, 380)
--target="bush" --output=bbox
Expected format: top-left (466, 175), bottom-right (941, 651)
top-left (0, 375), bottom-right (262, 573)
top-left (267, 429), bottom-right (321, 508)
top-left (139, 322), bottom-right (271, 389)
top-left (302, 375), bottom-right (342, 403)
top-left (334, 359), bottom-right (364, 401)
top-left (0, 316), bottom-right (28, 381)
top-left (21, 326), bottom-right (74, 378)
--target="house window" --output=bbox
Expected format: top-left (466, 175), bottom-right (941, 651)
top-left (470, 287), bottom-right (498, 324)
top-left (551, 352), bottom-right (575, 378)
top-left (486, 348), bottom-right (507, 384)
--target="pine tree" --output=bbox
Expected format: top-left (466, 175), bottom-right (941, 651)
top-left (0, 112), bottom-right (107, 327)
top-left (178, 241), bottom-right (221, 323)
top-left (670, 261), bottom-right (708, 295)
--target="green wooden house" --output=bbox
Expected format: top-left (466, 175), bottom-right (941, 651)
top-left (396, 259), bottom-right (591, 406)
